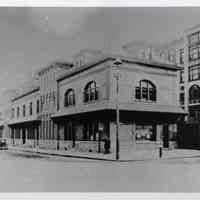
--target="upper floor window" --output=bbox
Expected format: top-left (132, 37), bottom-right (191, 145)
top-left (23, 104), bottom-right (26, 117)
top-left (179, 48), bottom-right (184, 64)
top-left (189, 64), bottom-right (200, 81)
top-left (84, 81), bottom-right (98, 103)
top-left (135, 80), bottom-right (156, 102)
top-left (17, 106), bottom-right (20, 118)
top-left (11, 108), bottom-right (15, 119)
top-left (36, 99), bottom-right (40, 114)
top-left (188, 31), bottom-right (200, 46)
top-left (64, 89), bottom-right (75, 107)
top-left (29, 102), bottom-right (32, 116)
top-left (180, 70), bottom-right (184, 83)
top-left (179, 93), bottom-right (185, 105)
top-left (168, 51), bottom-right (175, 63)
top-left (189, 84), bottom-right (200, 104)
top-left (189, 46), bottom-right (200, 61)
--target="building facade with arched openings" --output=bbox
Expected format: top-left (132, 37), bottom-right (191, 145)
top-left (52, 56), bottom-right (185, 157)
top-left (6, 55), bottom-right (185, 159)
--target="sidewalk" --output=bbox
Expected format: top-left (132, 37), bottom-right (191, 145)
top-left (7, 146), bottom-right (200, 161)
top-left (8, 146), bottom-right (115, 161)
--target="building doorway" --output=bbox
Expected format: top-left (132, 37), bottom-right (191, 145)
top-left (22, 128), bottom-right (26, 144)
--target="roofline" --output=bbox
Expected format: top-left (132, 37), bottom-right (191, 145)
top-left (184, 24), bottom-right (200, 35)
top-left (37, 61), bottom-right (73, 76)
top-left (11, 87), bottom-right (40, 102)
top-left (57, 55), bottom-right (183, 82)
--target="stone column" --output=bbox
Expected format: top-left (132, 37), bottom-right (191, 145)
top-left (25, 127), bottom-right (28, 145)
top-left (34, 125), bottom-right (37, 148)
top-left (57, 123), bottom-right (60, 150)
top-left (13, 128), bottom-right (15, 146)
top-left (20, 128), bottom-right (23, 145)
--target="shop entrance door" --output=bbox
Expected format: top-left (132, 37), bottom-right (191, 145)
top-left (22, 128), bottom-right (26, 144)
top-left (119, 124), bottom-right (134, 152)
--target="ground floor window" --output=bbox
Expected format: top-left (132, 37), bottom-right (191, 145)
top-left (75, 121), bottom-right (109, 141)
top-left (64, 122), bottom-right (73, 140)
top-left (135, 125), bottom-right (156, 142)
top-left (15, 128), bottom-right (21, 139)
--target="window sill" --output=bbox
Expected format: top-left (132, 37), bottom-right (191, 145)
top-left (64, 105), bottom-right (76, 109)
top-left (134, 99), bottom-right (156, 104)
top-left (83, 99), bottom-right (99, 105)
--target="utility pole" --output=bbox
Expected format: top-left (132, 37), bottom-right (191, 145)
top-left (113, 58), bottom-right (123, 160)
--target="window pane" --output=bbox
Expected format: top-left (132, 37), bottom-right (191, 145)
top-left (84, 81), bottom-right (98, 102)
top-left (135, 80), bottom-right (156, 102)
top-left (135, 87), bottom-right (141, 99)
top-left (142, 87), bottom-right (148, 99)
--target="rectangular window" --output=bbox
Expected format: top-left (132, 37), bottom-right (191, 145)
top-left (189, 65), bottom-right (200, 81)
top-left (11, 108), bottom-right (15, 119)
top-left (179, 48), bottom-right (184, 64)
top-left (149, 88), bottom-right (156, 101)
top-left (82, 121), bottom-right (99, 141)
top-left (135, 125), bottom-right (155, 142)
top-left (188, 32), bottom-right (200, 46)
top-left (17, 107), bottom-right (20, 118)
top-left (23, 104), bottom-right (26, 117)
top-left (189, 46), bottom-right (199, 61)
top-left (179, 93), bottom-right (185, 105)
top-left (180, 70), bottom-right (184, 83)
top-left (36, 100), bottom-right (40, 114)
top-left (135, 87), bottom-right (141, 100)
top-left (142, 87), bottom-right (148, 100)
top-left (29, 102), bottom-right (32, 116)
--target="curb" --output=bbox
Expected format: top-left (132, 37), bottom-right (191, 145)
top-left (7, 148), bottom-right (116, 162)
top-left (7, 147), bottom-right (200, 162)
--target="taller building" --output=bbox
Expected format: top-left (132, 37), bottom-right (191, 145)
top-left (157, 24), bottom-right (200, 123)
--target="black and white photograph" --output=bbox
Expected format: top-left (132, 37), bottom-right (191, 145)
top-left (1, 2), bottom-right (200, 198)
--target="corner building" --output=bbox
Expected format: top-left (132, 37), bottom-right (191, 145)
top-left (52, 56), bottom-right (185, 155)
top-left (7, 55), bottom-right (185, 158)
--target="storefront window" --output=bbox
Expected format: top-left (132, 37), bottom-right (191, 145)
top-left (135, 125), bottom-right (156, 142)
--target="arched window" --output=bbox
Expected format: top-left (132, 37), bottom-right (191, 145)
top-left (84, 81), bottom-right (98, 102)
top-left (64, 89), bottom-right (75, 107)
top-left (189, 85), bottom-right (200, 104)
top-left (135, 80), bottom-right (156, 101)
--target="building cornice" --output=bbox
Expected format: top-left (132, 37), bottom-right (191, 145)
top-left (57, 55), bottom-right (183, 82)
top-left (11, 87), bottom-right (39, 102)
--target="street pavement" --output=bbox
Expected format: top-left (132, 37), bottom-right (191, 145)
top-left (1, 151), bottom-right (200, 192)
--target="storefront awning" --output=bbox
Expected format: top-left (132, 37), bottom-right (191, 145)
top-left (8, 116), bottom-right (41, 126)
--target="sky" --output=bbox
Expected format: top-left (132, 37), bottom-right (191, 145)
top-left (1, 7), bottom-right (200, 102)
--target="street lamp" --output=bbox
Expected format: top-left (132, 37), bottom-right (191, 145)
top-left (113, 58), bottom-right (123, 160)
